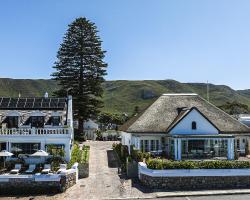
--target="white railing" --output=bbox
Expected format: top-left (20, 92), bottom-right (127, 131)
top-left (0, 128), bottom-right (71, 136)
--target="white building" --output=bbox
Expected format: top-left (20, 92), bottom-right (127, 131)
top-left (83, 119), bottom-right (99, 140)
top-left (0, 96), bottom-right (74, 162)
top-left (120, 94), bottom-right (250, 160)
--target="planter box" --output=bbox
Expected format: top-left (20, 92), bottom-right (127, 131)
top-left (78, 163), bottom-right (89, 178)
top-left (126, 160), bottom-right (138, 178)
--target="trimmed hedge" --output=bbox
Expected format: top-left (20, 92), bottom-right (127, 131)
top-left (147, 159), bottom-right (250, 170)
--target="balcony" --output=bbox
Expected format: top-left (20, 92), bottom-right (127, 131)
top-left (0, 127), bottom-right (72, 137)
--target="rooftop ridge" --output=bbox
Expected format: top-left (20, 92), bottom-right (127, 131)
top-left (162, 93), bottom-right (198, 96)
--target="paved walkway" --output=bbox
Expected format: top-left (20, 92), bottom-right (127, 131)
top-left (59, 141), bottom-right (154, 200)
top-left (61, 141), bottom-right (126, 199)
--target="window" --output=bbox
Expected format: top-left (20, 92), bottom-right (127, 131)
top-left (31, 116), bottom-right (44, 128)
top-left (156, 140), bottom-right (160, 151)
top-left (0, 143), bottom-right (6, 151)
top-left (7, 116), bottom-right (18, 128)
top-left (52, 116), bottom-right (60, 126)
top-left (11, 143), bottom-right (40, 156)
top-left (192, 121), bottom-right (197, 130)
top-left (151, 140), bottom-right (155, 151)
top-left (141, 140), bottom-right (144, 152)
top-left (237, 139), bottom-right (240, 149)
top-left (144, 140), bottom-right (149, 152)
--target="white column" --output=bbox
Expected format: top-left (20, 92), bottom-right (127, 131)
top-left (174, 139), bottom-right (178, 160)
top-left (227, 138), bottom-right (234, 160)
top-left (138, 139), bottom-right (141, 150)
top-left (40, 140), bottom-right (45, 151)
top-left (177, 139), bottom-right (182, 160)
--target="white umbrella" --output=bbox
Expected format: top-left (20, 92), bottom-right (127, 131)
top-left (0, 150), bottom-right (13, 168)
top-left (31, 150), bottom-right (49, 157)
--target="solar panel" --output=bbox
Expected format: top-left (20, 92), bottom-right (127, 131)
top-left (8, 98), bottom-right (18, 108)
top-left (0, 97), bottom-right (67, 110)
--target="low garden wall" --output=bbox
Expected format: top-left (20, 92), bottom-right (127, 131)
top-left (138, 162), bottom-right (250, 190)
top-left (0, 163), bottom-right (78, 194)
top-left (78, 163), bottom-right (89, 178)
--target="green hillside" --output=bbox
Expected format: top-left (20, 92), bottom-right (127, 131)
top-left (0, 78), bottom-right (249, 115)
top-left (102, 80), bottom-right (250, 114)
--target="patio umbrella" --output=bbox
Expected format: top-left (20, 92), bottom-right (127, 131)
top-left (31, 150), bottom-right (49, 157)
top-left (31, 150), bottom-right (49, 164)
top-left (0, 150), bottom-right (13, 168)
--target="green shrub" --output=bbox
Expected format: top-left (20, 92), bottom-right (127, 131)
top-left (146, 159), bottom-right (250, 170)
top-left (46, 156), bottom-right (66, 171)
top-left (131, 147), bottom-right (151, 162)
top-left (68, 144), bottom-right (90, 168)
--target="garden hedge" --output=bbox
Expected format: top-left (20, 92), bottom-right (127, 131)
top-left (146, 159), bottom-right (250, 169)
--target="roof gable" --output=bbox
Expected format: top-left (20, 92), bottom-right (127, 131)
top-left (168, 107), bottom-right (220, 135)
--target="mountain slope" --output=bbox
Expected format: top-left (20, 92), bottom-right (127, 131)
top-left (102, 80), bottom-right (250, 114)
top-left (0, 78), bottom-right (249, 115)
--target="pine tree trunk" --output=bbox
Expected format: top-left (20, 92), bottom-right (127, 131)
top-left (78, 118), bottom-right (84, 136)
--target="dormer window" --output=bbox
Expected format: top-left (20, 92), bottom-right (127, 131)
top-left (4, 116), bottom-right (19, 128)
top-left (2, 111), bottom-right (20, 128)
top-left (30, 111), bottom-right (45, 128)
top-left (52, 116), bottom-right (60, 126)
top-left (31, 116), bottom-right (44, 128)
top-left (192, 121), bottom-right (197, 130)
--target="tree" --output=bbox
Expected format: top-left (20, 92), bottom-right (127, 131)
top-left (52, 17), bottom-right (107, 134)
top-left (218, 101), bottom-right (249, 115)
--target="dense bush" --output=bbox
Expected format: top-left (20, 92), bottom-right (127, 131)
top-left (68, 144), bottom-right (90, 168)
top-left (147, 159), bottom-right (250, 170)
top-left (131, 148), bottom-right (151, 162)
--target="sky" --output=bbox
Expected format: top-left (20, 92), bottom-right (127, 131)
top-left (0, 1), bottom-right (250, 89)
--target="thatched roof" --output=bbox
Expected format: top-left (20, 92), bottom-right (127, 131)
top-left (119, 94), bottom-right (250, 133)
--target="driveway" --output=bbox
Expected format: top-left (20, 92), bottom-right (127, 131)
top-left (61, 141), bottom-right (125, 199)
top-left (60, 141), bottom-right (153, 200)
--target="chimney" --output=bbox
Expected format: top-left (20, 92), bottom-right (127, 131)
top-left (44, 92), bottom-right (49, 98)
top-left (176, 107), bottom-right (188, 115)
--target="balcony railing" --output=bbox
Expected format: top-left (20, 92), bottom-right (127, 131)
top-left (0, 127), bottom-right (71, 136)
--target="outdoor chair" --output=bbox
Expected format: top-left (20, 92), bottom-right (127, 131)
top-left (10, 164), bottom-right (22, 174)
top-left (25, 164), bottom-right (36, 174)
top-left (57, 164), bottom-right (67, 174)
top-left (41, 164), bottom-right (51, 174)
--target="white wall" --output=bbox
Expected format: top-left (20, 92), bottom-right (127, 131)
top-left (170, 109), bottom-right (219, 135)
top-left (138, 162), bottom-right (250, 178)
top-left (83, 120), bottom-right (99, 130)
top-left (121, 132), bottom-right (132, 146)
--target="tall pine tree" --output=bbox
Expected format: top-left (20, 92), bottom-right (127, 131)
top-left (52, 17), bottom-right (107, 134)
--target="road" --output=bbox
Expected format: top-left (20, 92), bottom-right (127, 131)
top-left (149, 195), bottom-right (250, 200)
